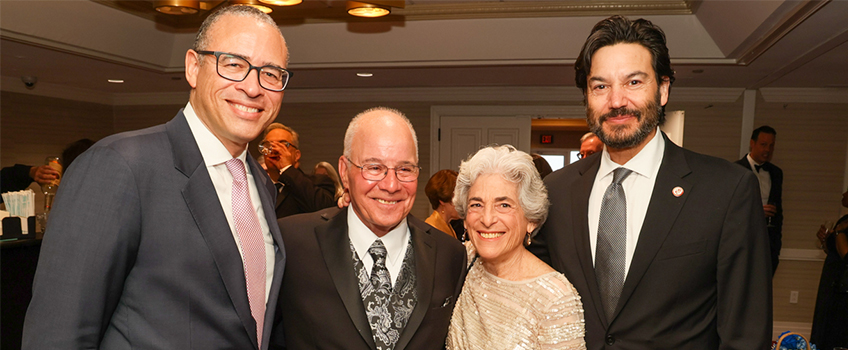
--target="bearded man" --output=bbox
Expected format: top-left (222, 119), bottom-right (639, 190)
top-left (532, 15), bottom-right (772, 350)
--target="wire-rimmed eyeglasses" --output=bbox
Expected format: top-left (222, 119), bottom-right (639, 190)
top-left (345, 157), bottom-right (419, 182)
top-left (195, 50), bottom-right (293, 92)
top-left (259, 140), bottom-right (298, 155)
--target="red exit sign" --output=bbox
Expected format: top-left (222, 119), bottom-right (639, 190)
top-left (540, 134), bottom-right (553, 144)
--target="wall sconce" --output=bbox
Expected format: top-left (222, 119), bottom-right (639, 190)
top-left (258, 0), bottom-right (302, 6)
top-left (154, 0), bottom-right (200, 15)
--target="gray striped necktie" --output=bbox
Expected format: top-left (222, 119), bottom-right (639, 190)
top-left (596, 167), bottom-right (632, 321)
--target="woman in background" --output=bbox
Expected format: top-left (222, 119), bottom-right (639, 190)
top-left (425, 169), bottom-right (460, 239)
top-left (447, 145), bottom-right (586, 350)
top-left (313, 161), bottom-right (344, 200)
top-left (811, 188), bottom-right (848, 350)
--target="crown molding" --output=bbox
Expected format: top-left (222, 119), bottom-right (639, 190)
top-left (760, 88), bottom-right (848, 103)
top-left (5, 84), bottom-right (845, 106)
top-left (396, 1), bottom-right (695, 21)
top-left (0, 76), bottom-right (112, 105)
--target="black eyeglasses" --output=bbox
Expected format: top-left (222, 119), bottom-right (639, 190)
top-left (195, 50), bottom-right (292, 91)
top-left (345, 157), bottom-right (419, 182)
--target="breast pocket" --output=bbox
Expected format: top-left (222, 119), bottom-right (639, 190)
top-left (656, 240), bottom-right (706, 261)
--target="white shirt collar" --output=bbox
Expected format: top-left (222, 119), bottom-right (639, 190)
top-left (347, 206), bottom-right (409, 266)
top-left (183, 102), bottom-right (248, 165)
top-left (598, 127), bottom-right (665, 181)
top-left (746, 153), bottom-right (763, 167)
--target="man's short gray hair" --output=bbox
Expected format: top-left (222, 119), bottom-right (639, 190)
top-left (453, 145), bottom-right (550, 228)
top-left (263, 122), bottom-right (299, 148)
top-left (580, 132), bottom-right (598, 143)
top-left (343, 107), bottom-right (418, 161)
top-left (193, 5), bottom-right (288, 64)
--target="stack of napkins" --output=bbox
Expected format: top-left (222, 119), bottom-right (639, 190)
top-left (1, 189), bottom-right (35, 235)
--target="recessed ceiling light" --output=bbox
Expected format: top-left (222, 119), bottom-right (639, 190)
top-left (108, 79), bottom-right (125, 84)
top-left (357, 73), bottom-right (373, 77)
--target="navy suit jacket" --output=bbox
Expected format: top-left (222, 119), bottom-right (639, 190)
top-left (534, 132), bottom-right (772, 349)
top-left (23, 111), bottom-right (285, 350)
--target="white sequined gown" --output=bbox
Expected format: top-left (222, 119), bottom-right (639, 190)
top-left (446, 247), bottom-right (587, 350)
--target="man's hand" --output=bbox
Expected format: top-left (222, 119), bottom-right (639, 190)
top-left (29, 165), bottom-right (59, 186)
top-left (763, 204), bottom-right (777, 217)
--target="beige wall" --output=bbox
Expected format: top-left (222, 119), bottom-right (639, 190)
top-left (3, 88), bottom-right (846, 330)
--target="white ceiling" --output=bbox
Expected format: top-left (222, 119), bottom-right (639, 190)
top-left (1, 0), bottom-right (847, 102)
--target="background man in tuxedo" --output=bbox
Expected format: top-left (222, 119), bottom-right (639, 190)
top-left (260, 123), bottom-right (336, 218)
top-left (275, 107), bottom-right (466, 350)
top-left (736, 125), bottom-right (783, 275)
top-left (533, 15), bottom-right (772, 349)
top-left (23, 6), bottom-right (288, 349)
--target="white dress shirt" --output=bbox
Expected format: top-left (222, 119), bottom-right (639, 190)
top-left (184, 102), bottom-right (275, 303)
top-left (588, 128), bottom-right (665, 279)
top-left (347, 206), bottom-right (410, 288)
top-left (745, 154), bottom-right (772, 205)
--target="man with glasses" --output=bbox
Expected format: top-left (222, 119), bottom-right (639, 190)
top-left (275, 107), bottom-right (466, 350)
top-left (24, 6), bottom-right (288, 350)
top-left (579, 132), bottom-right (604, 160)
top-left (260, 122), bottom-right (335, 218)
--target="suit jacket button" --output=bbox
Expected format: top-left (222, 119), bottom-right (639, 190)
top-left (605, 335), bottom-right (615, 345)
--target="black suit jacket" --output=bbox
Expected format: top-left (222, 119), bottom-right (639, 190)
top-left (735, 156), bottom-right (783, 273)
top-left (23, 111), bottom-right (285, 350)
top-left (274, 166), bottom-right (336, 218)
top-left (534, 133), bottom-right (772, 350)
top-left (274, 208), bottom-right (466, 350)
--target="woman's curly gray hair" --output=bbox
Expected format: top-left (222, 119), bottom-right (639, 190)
top-left (453, 145), bottom-right (550, 228)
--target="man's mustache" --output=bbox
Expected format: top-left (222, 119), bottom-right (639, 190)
top-left (598, 107), bottom-right (642, 123)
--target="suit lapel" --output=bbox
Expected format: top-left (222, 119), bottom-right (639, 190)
top-left (394, 220), bottom-right (436, 350)
top-left (571, 156), bottom-right (610, 326)
top-left (614, 134), bottom-right (692, 319)
top-left (168, 112), bottom-right (258, 349)
top-left (314, 210), bottom-right (376, 350)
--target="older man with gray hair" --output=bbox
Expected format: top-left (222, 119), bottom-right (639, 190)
top-left (275, 107), bottom-right (466, 350)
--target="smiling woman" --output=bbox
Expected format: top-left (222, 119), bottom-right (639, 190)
top-left (446, 145), bottom-right (586, 350)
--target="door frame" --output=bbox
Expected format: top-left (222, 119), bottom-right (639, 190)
top-left (430, 105), bottom-right (586, 176)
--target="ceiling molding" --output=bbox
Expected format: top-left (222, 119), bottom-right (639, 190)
top-left (750, 26), bottom-right (848, 89)
top-left (0, 76), bottom-right (112, 105)
top-left (397, 1), bottom-right (695, 21)
top-left (732, 0), bottom-right (830, 65)
top-left (671, 87), bottom-right (745, 103)
top-left (760, 87), bottom-right (848, 104)
top-left (1, 30), bottom-right (182, 73)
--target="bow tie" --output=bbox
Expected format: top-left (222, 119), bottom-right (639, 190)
top-left (755, 164), bottom-right (764, 172)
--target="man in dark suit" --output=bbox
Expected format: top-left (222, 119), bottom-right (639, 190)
top-left (533, 16), bottom-right (772, 349)
top-left (274, 107), bottom-right (466, 350)
top-left (736, 125), bottom-right (783, 275)
top-left (23, 6), bottom-right (289, 349)
top-left (260, 122), bottom-right (337, 218)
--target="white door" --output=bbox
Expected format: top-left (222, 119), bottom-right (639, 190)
top-left (438, 116), bottom-right (531, 172)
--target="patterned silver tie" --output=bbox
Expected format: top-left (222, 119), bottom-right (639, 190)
top-left (365, 240), bottom-right (396, 350)
top-left (596, 167), bottom-right (632, 321)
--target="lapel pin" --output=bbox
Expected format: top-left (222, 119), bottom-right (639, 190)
top-left (672, 186), bottom-right (684, 197)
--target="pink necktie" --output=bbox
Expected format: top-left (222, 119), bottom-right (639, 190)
top-left (225, 158), bottom-right (266, 348)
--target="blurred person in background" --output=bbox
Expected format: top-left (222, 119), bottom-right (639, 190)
top-left (313, 161), bottom-right (344, 200)
top-left (811, 187), bottom-right (848, 350)
top-left (424, 169), bottom-right (460, 239)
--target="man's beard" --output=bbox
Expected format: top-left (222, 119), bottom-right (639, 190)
top-left (587, 91), bottom-right (663, 149)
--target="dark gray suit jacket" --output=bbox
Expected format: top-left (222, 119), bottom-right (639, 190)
top-left (534, 132), bottom-right (772, 350)
top-left (23, 111), bottom-right (285, 350)
top-left (274, 208), bottom-right (466, 350)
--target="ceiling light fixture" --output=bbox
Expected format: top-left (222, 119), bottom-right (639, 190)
top-left (258, 0), bottom-right (302, 6)
top-left (108, 79), bottom-right (125, 84)
top-left (153, 0), bottom-right (200, 15)
top-left (229, 0), bottom-right (273, 14)
top-left (346, 1), bottom-right (390, 18)
top-left (356, 73), bottom-right (373, 77)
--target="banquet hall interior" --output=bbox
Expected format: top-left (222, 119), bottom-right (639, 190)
top-left (2, 0), bottom-right (847, 347)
